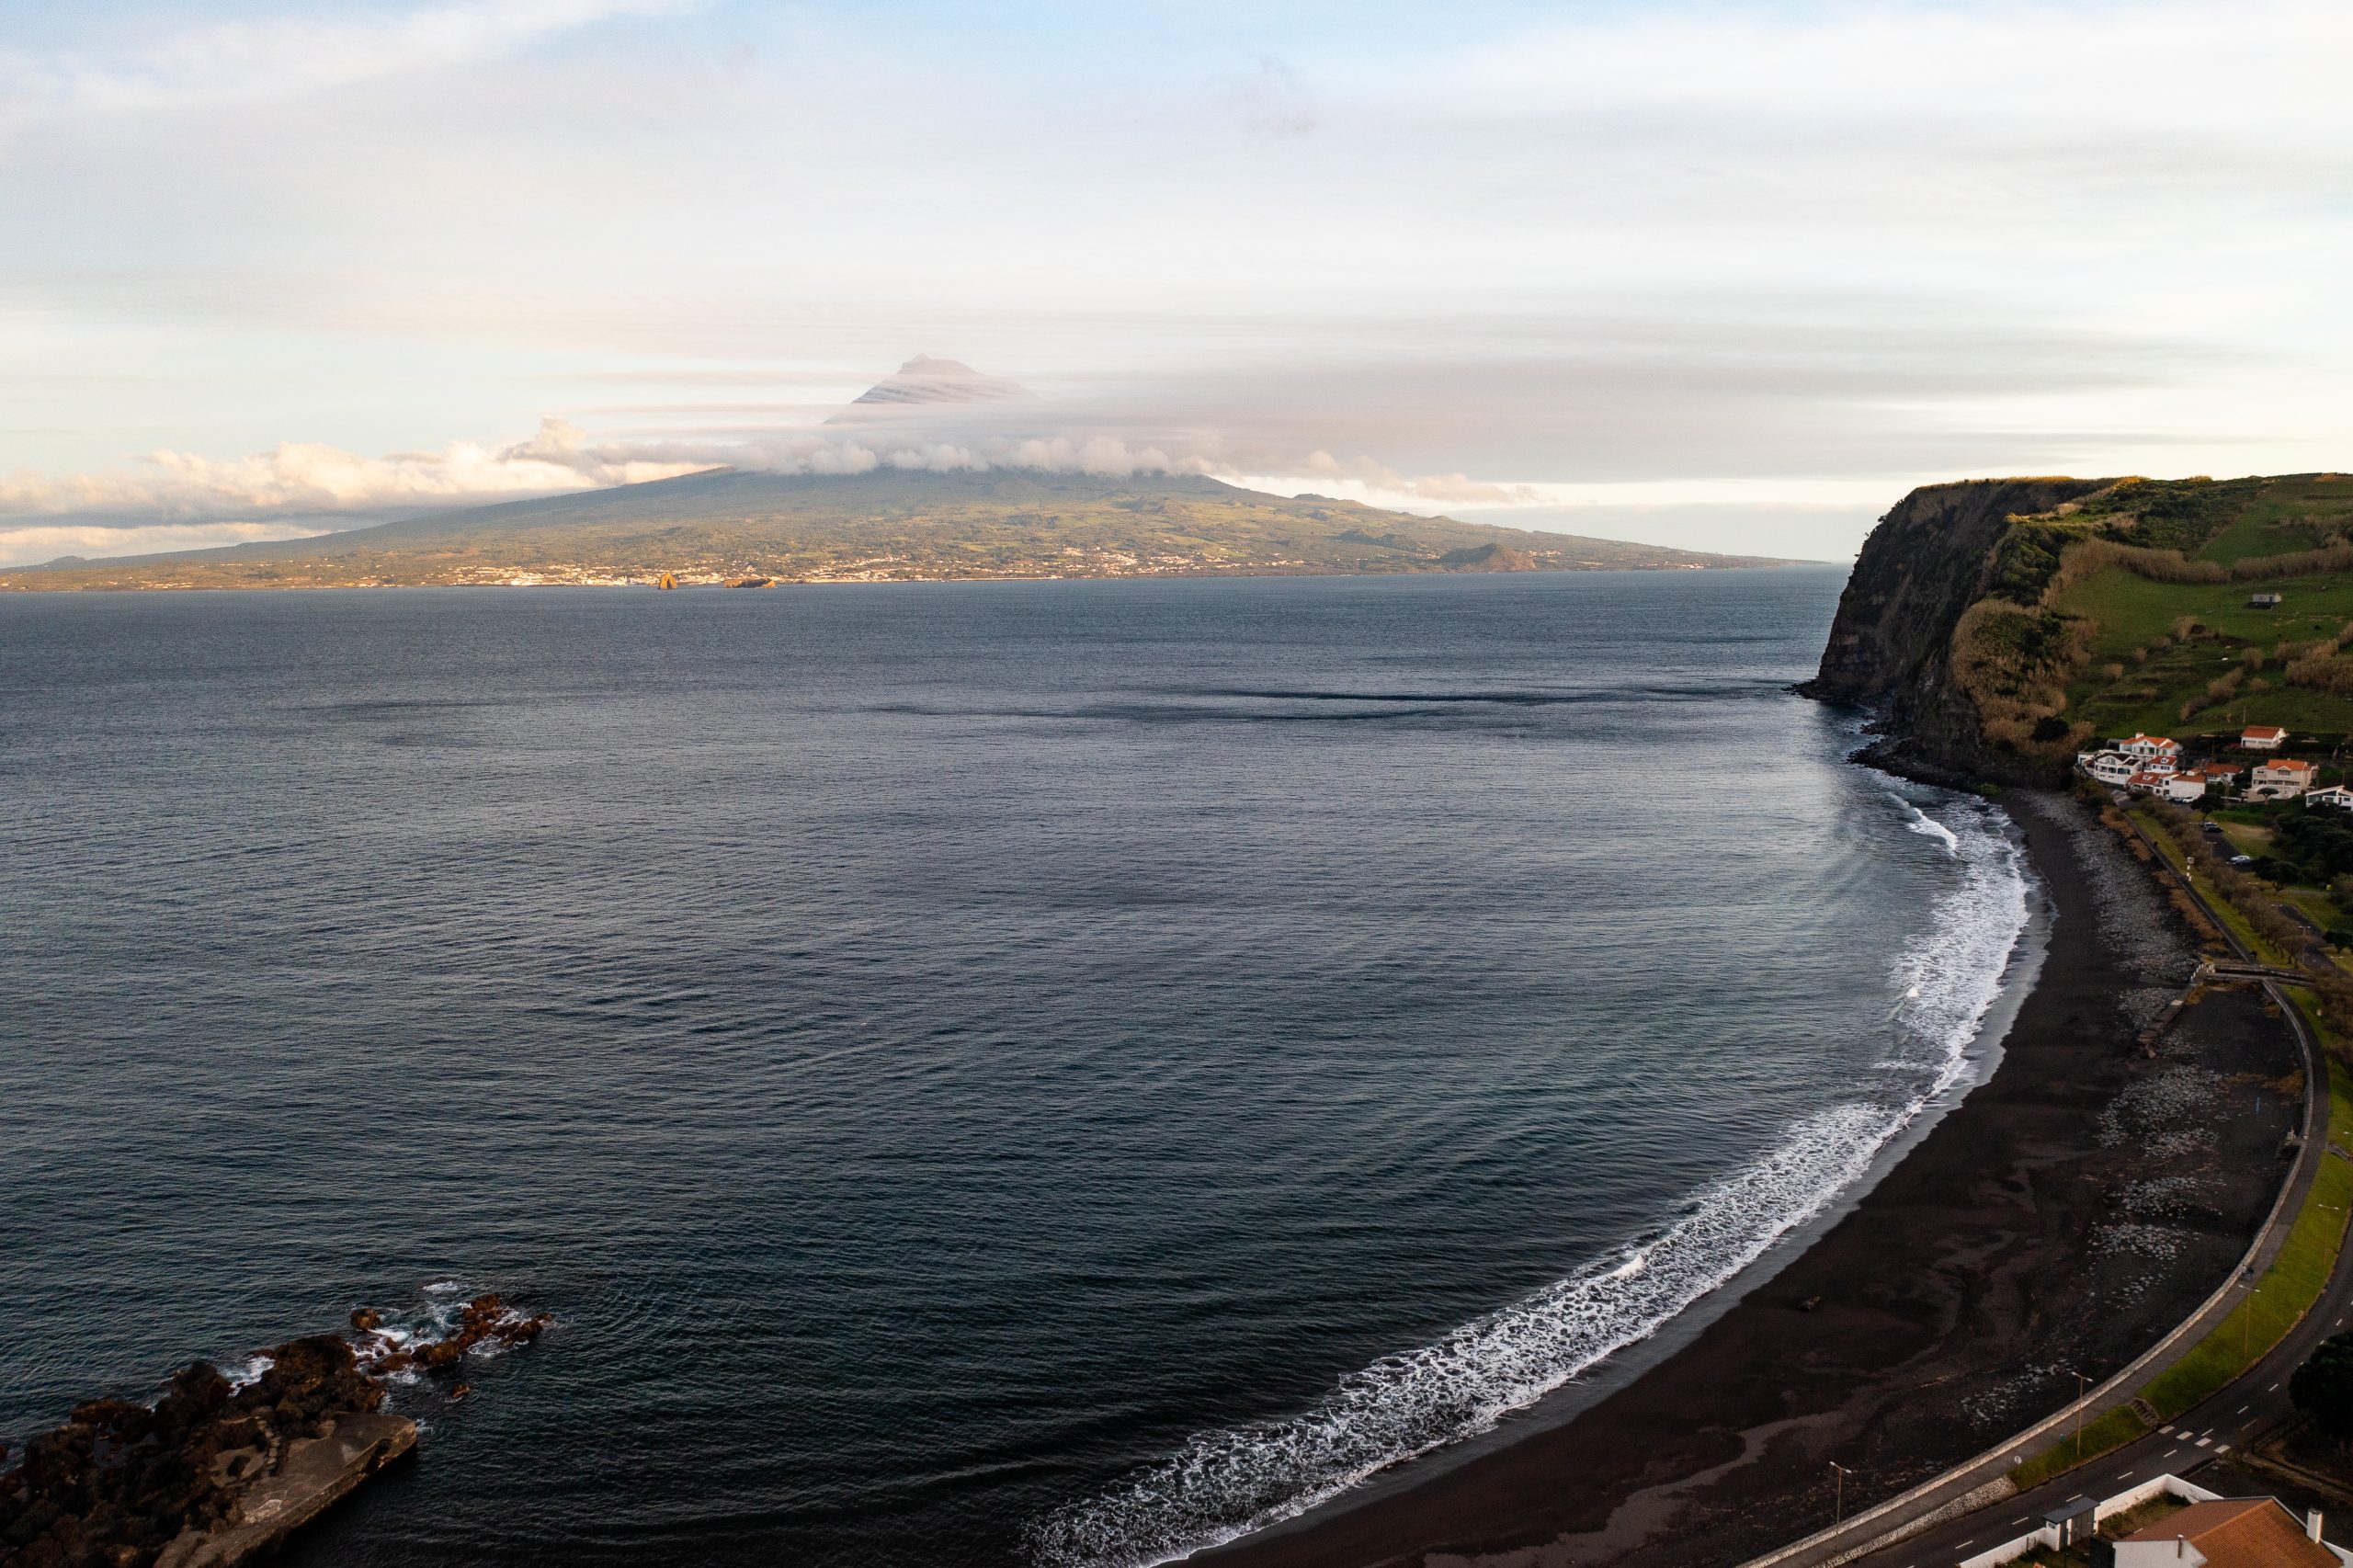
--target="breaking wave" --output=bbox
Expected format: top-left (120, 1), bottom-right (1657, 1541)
top-left (1029, 792), bottom-right (2030, 1568)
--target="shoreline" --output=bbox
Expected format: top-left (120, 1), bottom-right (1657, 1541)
top-left (1194, 786), bottom-right (2306, 1568)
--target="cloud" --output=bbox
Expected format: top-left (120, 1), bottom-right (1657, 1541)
top-left (0, 0), bottom-right (695, 123)
top-left (1222, 56), bottom-right (1317, 139)
top-left (0, 418), bottom-right (710, 522)
top-left (0, 519), bottom-right (334, 570)
top-left (1301, 451), bottom-right (1535, 505)
top-left (0, 402), bottom-right (1559, 559)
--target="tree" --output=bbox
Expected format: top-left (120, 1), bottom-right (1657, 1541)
top-left (2291, 1331), bottom-right (2353, 1437)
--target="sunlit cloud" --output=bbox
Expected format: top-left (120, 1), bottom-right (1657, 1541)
top-left (0, 519), bottom-right (334, 570)
top-left (4, 0), bottom-right (2352, 563)
top-left (0, 0), bottom-right (699, 123)
top-left (0, 418), bottom-right (710, 521)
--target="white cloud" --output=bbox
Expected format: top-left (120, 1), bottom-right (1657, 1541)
top-left (0, 519), bottom-right (333, 570)
top-left (0, 0), bottom-right (696, 122)
top-left (0, 418), bottom-right (710, 521)
top-left (7, 1), bottom-right (2353, 561)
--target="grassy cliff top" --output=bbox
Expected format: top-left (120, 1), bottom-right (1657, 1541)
top-left (1942, 473), bottom-right (2353, 760)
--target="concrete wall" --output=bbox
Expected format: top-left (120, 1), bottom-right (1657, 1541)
top-left (1954, 1475), bottom-right (2223, 1568)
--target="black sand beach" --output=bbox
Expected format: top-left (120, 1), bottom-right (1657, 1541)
top-left (1200, 790), bottom-right (2304, 1568)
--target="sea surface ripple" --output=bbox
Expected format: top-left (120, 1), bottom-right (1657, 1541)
top-left (0, 570), bottom-right (2026, 1566)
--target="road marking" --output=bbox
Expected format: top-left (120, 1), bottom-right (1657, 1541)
top-left (2269, 1381), bottom-right (2282, 1392)
top-left (2218, 1443), bottom-right (2233, 1453)
top-left (2165, 1449), bottom-right (2181, 1459)
top-left (2197, 1437), bottom-right (2213, 1448)
top-left (2236, 1403), bottom-right (2250, 1414)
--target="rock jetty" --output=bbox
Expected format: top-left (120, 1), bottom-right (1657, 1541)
top-left (1, 1294), bottom-right (550, 1568)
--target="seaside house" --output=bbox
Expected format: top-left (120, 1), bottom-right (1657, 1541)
top-left (1954, 1474), bottom-right (2349, 1568)
top-left (2243, 725), bottom-right (2290, 751)
top-left (2310, 785), bottom-right (2353, 812)
top-left (2084, 752), bottom-right (2138, 787)
top-left (2163, 773), bottom-right (2210, 803)
top-left (2250, 757), bottom-right (2320, 801)
top-left (2120, 733), bottom-right (2184, 762)
top-left (2111, 1496), bottom-right (2341, 1566)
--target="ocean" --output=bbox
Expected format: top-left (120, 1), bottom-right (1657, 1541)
top-left (0, 568), bottom-right (2030, 1566)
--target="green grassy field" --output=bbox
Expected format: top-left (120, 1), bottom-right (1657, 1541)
top-left (2059, 575), bottom-right (2353, 740)
top-left (2037, 476), bottom-right (2353, 742)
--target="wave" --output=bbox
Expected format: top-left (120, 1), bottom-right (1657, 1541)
top-left (1893, 792), bottom-right (1962, 857)
top-left (1029, 794), bottom-right (2029, 1568)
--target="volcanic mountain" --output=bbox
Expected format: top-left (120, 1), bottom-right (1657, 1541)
top-left (2, 358), bottom-right (1812, 589)
top-left (0, 466), bottom-right (1804, 590)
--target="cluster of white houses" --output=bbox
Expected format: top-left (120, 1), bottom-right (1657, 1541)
top-left (2077, 725), bottom-right (2353, 809)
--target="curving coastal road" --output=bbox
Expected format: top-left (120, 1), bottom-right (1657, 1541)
top-left (1744, 805), bottom-right (2353, 1568)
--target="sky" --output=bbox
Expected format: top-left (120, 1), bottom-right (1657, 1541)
top-left (6, 0), bottom-right (2353, 566)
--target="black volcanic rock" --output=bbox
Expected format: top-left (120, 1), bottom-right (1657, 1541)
top-left (1, 1296), bottom-right (550, 1568)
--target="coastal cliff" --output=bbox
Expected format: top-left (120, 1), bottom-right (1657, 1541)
top-left (1804, 477), bottom-right (2116, 782)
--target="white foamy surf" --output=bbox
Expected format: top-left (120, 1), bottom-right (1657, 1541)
top-left (1030, 792), bottom-right (2030, 1568)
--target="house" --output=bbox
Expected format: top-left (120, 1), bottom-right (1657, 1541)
top-left (1952, 1473), bottom-right (2351, 1568)
top-left (2118, 733), bottom-right (2183, 763)
top-left (2250, 592), bottom-right (2285, 608)
top-left (2199, 762), bottom-right (2245, 788)
top-left (2311, 785), bottom-right (2353, 812)
top-left (2250, 757), bottom-right (2320, 800)
top-left (2084, 751), bottom-right (2138, 786)
top-left (2243, 725), bottom-right (2290, 751)
top-left (2163, 773), bottom-right (2209, 803)
top-left (2112, 1495), bottom-right (2342, 1566)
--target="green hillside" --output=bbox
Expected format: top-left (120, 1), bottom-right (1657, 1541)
top-left (1931, 474), bottom-right (2353, 758)
top-left (0, 468), bottom-right (1802, 591)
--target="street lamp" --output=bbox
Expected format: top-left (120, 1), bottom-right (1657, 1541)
top-left (1830, 1460), bottom-right (1852, 1527)
top-left (2241, 1265), bottom-right (2259, 1363)
top-left (2071, 1369), bottom-right (2089, 1460)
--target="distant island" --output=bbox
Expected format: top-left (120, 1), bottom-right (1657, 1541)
top-left (0, 469), bottom-right (1807, 591)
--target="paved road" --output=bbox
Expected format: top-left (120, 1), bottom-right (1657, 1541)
top-left (1735, 806), bottom-right (2347, 1568)
top-left (1847, 1163), bottom-right (2353, 1566)
top-left (1823, 808), bottom-right (2353, 1567)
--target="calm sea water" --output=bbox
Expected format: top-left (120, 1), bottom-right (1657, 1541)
top-left (0, 569), bottom-right (2027, 1566)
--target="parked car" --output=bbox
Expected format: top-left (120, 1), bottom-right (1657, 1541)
top-left (2202, 821), bottom-right (2225, 834)
top-left (2231, 854), bottom-right (2255, 866)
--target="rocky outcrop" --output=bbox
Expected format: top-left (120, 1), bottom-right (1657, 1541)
top-left (352, 1293), bottom-right (551, 1376)
top-left (1802, 477), bottom-right (2115, 782)
top-left (0, 1336), bottom-right (403, 1568)
top-left (2, 1295), bottom-right (551, 1568)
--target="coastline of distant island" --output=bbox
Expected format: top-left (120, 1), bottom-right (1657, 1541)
top-left (0, 467), bottom-right (1815, 592)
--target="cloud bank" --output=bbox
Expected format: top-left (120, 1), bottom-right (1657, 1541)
top-left (0, 392), bottom-right (1569, 566)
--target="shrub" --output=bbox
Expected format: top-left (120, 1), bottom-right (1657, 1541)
top-left (2291, 1330), bottom-right (2353, 1436)
top-left (2235, 540), bottom-right (2353, 579)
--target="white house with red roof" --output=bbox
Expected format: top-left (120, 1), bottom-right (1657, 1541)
top-left (2243, 724), bottom-right (2290, 751)
top-left (2251, 757), bottom-right (2319, 801)
top-left (2119, 733), bottom-right (2183, 762)
top-left (2081, 751), bottom-right (2136, 786)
